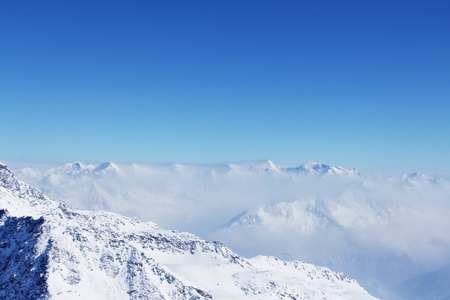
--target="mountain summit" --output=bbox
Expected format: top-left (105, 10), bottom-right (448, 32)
top-left (283, 161), bottom-right (360, 176)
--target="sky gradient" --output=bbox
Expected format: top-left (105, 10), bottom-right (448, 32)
top-left (1, 1), bottom-right (449, 174)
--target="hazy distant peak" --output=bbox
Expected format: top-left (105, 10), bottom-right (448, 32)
top-left (171, 163), bottom-right (187, 173)
top-left (58, 161), bottom-right (88, 174)
top-left (302, 160), bottom-right (321, 169)
top-left (93, 161), bottom-right (118, 173)
top-left (223, 198), bottom-right (338, 235)
top-left (248, 159), bottom-right (282, 173)
top-left (72, 161), bottom-right (84, 171)
top-left (283, 161), bottom-right (360, 176)
top-left (403, 172), bottom-right (428, 180)
top-left (226, 160), bottom-right (285, 174)
top-left (401, 172), bottom-right (440, 186)
top-left (266, 160), bottom-right (282, 173)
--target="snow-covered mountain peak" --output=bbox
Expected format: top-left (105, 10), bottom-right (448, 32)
top-left (303, 160), bottom-right (321, 169)
top-left (1, 162), bottom-right (20, 187)
top-left (0, 162), bottom-right (11, 174)
top-left (223, 197), bottom-right (339, 235)
top-left (249, 159), bottom-right (283, 173)
top-left (226, 160), bottom-right (285, 174)
top-left (93, 161), bottom-right (119, 173)
top-left (401, 172), bottom-right (440, 186)
top-left (71, 161), bottom-right (84, 171)
top-left (266, 160), bottom-right (281, 173)
top-left (284, 161), bottom-right (360, 177)
top-left (61, 161), bottom-right (87, 172)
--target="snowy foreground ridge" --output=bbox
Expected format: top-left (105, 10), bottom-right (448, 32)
top-left (0, 162), bottom-right (377, 300)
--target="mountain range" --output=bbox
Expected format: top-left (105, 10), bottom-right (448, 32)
top-left (10, 160), bottom-right (450, 299)
top-left (0, 162), bottom-right (378, 299)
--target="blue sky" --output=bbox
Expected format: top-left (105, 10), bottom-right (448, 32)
top-left (1, 1), bottom-right (449, 173)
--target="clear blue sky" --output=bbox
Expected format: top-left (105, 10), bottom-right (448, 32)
top-left (1, 1), bottom-right (449, 173)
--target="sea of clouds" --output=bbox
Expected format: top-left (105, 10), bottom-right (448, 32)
top-left (11, 160), bottom-right (450, 299)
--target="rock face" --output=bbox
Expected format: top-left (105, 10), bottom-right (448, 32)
top-left (0, 210), bottom-right (49, 299)
top-left (0, 162), bottom-right (377, 299)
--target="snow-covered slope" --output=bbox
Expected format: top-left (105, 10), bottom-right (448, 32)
top-left (0, 162), bottom-right (377, 299)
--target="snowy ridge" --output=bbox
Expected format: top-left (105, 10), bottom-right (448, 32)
top-left (224, 197), bottom-right (338, 235)
top-left (283, 161), bottom-right (361, 176)
top-left (0, 162), bottom-right (377, 299)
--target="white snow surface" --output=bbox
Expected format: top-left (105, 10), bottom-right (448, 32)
top-left (11, 160), bottom-right (450, 299)
top-left (0, 162), bottom-right (377, 299)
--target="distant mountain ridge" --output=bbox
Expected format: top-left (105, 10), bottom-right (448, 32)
top-left (16, 160), bottom-right (360, 176)
top-left (12, 160), bottom-right (365, 228)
